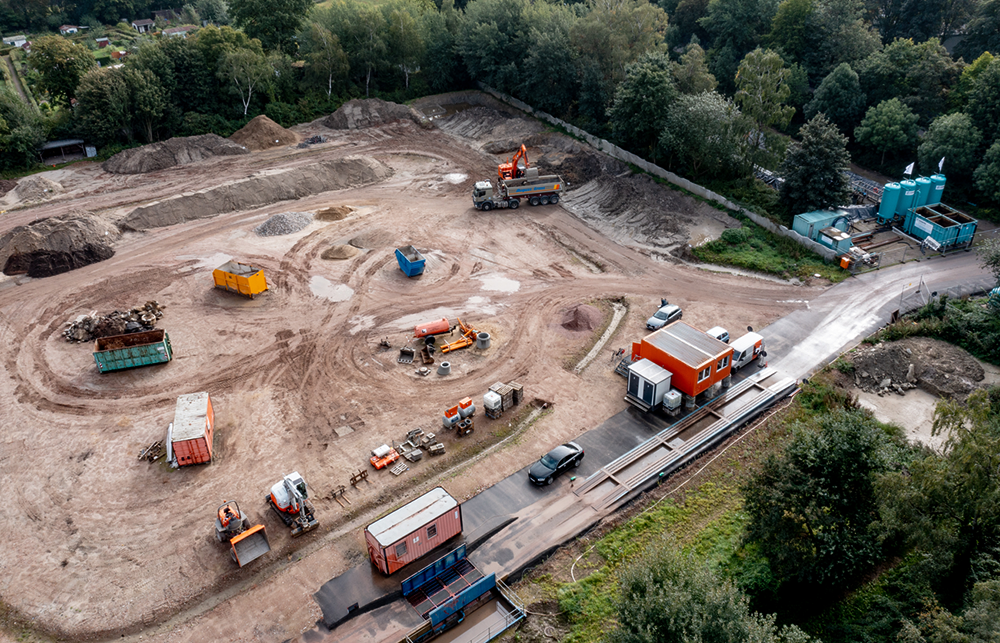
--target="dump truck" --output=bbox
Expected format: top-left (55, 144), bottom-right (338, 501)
top-left (93, 329), bottom-right (172, 373)
top-left (472, 168), bottom-right (563, 211)
top-left (215, 500), bottom-right (270, 567)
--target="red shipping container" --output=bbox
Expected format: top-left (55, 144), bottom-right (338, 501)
top-left (171, 392), bottom-right (214, 466)
top-left (365, 487), bottom-right (462, 575)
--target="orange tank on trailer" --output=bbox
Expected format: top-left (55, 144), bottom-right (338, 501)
top-left (414, 318), bottom-right (451, 339)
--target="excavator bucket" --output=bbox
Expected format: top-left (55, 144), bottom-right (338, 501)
top-left (230, 524), bottom-right (270, 567)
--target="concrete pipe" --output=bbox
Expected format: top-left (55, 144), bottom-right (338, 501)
top-left (476, 332), bottom-right (491, 349)
top-left (438, 361), bottom-right (451, 376)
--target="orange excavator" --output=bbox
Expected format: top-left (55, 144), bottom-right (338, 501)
top-left (498, 144), bottom-right (529, 181)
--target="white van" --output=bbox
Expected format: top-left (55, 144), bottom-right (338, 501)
top-left (730, 332), bottom-right (765, 371)
top-left (706, 326), bottom-right (730, 343)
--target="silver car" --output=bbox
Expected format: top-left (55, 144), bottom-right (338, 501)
top-left (646, 304), bottom-right (683, 330)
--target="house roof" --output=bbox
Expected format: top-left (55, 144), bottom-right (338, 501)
top-left (3, 34), bottom-right (27, 42)
top-left (644, 322), bottom-right (731, 369)
top-left (95, 36), bottom-right (110, 41)
top-left (59, 24), bottom-right (77, 30)
top-left (132, 18), bottom-right (155, 25)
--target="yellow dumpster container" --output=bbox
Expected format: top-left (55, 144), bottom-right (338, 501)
top-left (213, 261), bottom-right (268, 298)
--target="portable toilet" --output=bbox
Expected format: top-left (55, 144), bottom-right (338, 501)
top-left (914, 177), bottom-right (932, 208)
top-left (930, 174), bottom-right (946, 205)
top-left (878, 183), bottom-right (901, 222)
top-left (213, 261), bottom-right (268, 299)
top-left (897, 180), bottom-right (917, 217)
top-left (172, 392), bottom-right (214, 466)
top-left (626, 358), bottom-right (672, 411)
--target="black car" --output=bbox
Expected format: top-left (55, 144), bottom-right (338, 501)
top-left (528, 442), bottom-right (584, 485)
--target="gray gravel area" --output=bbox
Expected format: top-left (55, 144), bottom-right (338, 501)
top-left (254, 212), bottom-right (314, 236)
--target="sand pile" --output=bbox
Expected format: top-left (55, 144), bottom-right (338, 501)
top-left (850, 337), bottom-right (985, 399)
top-left (321, 245), bottom-right (361, 260)
top-left (102, 134), bottom-right (249, 174)
top-left (323, 99), bottom-right (421, 130)
top-left (560, 304), bottom-right (602, 332)
top-left (0, 212), bottom-right (120, 278)
top-left (5, 175), bottom-right (63, 203)
top-left (121, 157), bottom-right (392, 230)
top-left (316, 205), bottom-right (352, 221)
top-left (349, 228), bottom-right (392, 249)
top-left (254, 212), bottom-right (313, 236)
top-left (63, 301), bottom-right (164, 343)
top-left (230, 115), bottom-right (298, 151)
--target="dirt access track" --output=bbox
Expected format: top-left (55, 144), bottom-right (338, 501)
top-left (0, 92), bottom-right (818, 641)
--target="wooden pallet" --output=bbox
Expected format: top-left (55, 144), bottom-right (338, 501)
top-left (390, 462), bottom-right (409, 476)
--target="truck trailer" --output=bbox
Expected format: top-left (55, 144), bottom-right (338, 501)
top-left (472, 168), bottom-right (563, 211)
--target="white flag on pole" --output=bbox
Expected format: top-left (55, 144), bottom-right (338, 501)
top-left (938, 157), bottom-right (945, 172)
top-left (904, 162), bottom-right (915, 176)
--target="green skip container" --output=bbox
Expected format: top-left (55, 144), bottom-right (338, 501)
top-left (93, 329), bottom-right (173, 373)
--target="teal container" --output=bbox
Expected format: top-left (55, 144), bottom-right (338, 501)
top-left (896, 180), bottom-right (917, 217)
top-left (930, 174), bottom-right (946, 205)
top-left (93, 329), bottom-right (173, 373)
top-left (914, 177), bottom-right (932, 208)
top-left (878, 183), bottom-right (901, 221)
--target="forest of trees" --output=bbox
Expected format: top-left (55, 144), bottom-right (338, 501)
top-left (1, 0), bottom-right (1000, 209)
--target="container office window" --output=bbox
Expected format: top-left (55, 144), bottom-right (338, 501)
top-left (427, 524), bottom-right (438, 539)
top-left (698, 366), bottom-right (711, 382)
top-left (717, 356), bottom-right (729, 370)
top-left (395, 541), bottom-right (407, 557)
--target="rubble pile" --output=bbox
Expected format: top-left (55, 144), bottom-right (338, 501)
top-left (850, 337), bottom-right (985, 399)
top-left (63, 301), bottom-right (165, 343)
top-left (297, 135), bottom-right (327, 148)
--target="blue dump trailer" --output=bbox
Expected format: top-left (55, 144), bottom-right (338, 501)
top-left (903, 203), bottom-right (977, 252)
top-left (398, 544), bottom-right (525, 643)
top-left (93, 329), bottom-right (172, 373)
top-left (395, 245), bottom-right (426, 277)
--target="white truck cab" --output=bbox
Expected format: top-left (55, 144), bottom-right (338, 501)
top-left (730, 332), bottom-right (765, 371)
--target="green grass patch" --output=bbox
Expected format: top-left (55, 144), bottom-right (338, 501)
top-left (693, 214), bottom-right (848, 282)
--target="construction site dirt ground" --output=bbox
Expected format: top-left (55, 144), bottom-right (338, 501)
top-left (1, 94), bottom-right (825, 642)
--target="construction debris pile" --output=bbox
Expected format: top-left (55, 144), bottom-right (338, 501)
top-left (850, 337), bottom-right (985, 399)
top-left (254, 212), bottom-right (314, 237)
top-left (63, 301), bottom-right (165, 343)
top-left (297, 135), bottom-right (327, 149)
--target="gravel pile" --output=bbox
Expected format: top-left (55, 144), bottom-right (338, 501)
top-left (254, 212), bottom-right (314, 236)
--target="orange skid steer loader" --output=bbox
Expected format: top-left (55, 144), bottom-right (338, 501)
top-left (215, 500), bottom-right (271, 567)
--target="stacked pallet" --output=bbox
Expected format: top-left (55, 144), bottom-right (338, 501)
top-left (509, 382), bottom-right (523, 405)
top-left (489, 382), bottom-right (514, 411)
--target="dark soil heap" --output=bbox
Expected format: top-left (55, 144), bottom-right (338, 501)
top-left (102, 134), bottom-right (249, 174)
top-left (850, 337), bottom-right (985, 399)
top-left (0, 212), bottom-right (120, 278)
top-left (0, 179), bottom-right (20, 197)
top-left (560, 304), bottom-right (602, 332)
top-left (229, 115), bottom-right (298, 151)
top-left (323, 99), bottom-right (422, 130)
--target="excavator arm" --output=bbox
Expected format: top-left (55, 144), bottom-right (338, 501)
top-left (498, 144), bottom-right (529, 180)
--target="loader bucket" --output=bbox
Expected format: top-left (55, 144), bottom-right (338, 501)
top-left (230, 524), bottom-right (270, 567)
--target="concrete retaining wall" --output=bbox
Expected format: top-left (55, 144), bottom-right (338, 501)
top-left (467, 84), bottom-right (838, 262)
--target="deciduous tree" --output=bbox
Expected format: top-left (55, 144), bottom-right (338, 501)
top-left (956, 0), bottom-right (1000, 62)
top-left (0, 85), bottom-right (45, 170)
top-left (918, 113), bottom-right (982, 178)
top-left (27, 35), bottom-right (97, 106)
top-left (735, 47), bottom-right (794, 166)
top-left (967, 59), bottom-right (1000, 145)
top-left (218, 48), bottom-right (270, 115)
top-left (673, 42), bottom-right (717, 94)
top-left (804, 62), bottom-right (865, 136)
top-left (779, 113), bottom-right (852, 213)
top-left (302, 24), bottom-right (349, 98)
top-left (607, 51), bottom-right (678, 159)
top-left (659, 90), bottom-right (748, 179)
top-left (228, 0), bottom-right (312, 52)
top-left (855, 98), bottom-right (919, 166)
top-left (974, 141), bottom-right (1000, 204)
top-left (386, 5), bottom-right (424, 89)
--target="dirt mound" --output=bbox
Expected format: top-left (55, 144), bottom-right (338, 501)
top-left (63, 301), bottom-right (164, 343)
top-left (321, 244), bottom-right (361, 260)
top-left (560, 304), bottom-right (602, 332)
top-left (254, 212), bottom-right (313, 237)
top-left (316, 206), bottom-right (353, 221)
top-left (229, 115), bottom-right (298, 151)
top-left (0, 211), bottom-right (120, 278)
top-left (102, 134), bottom-right (249, 174)
top-left (323, 99), bottom-right (421, 130)
top-left (436, 106), bottom-right (513, 140)
top-left (0, 179), bottom-right (18, 197)
top-left (122, 157), bottom-right (392, 230)
top-left (850, 337), bottom-right (985, 399)
top-left (6, 175), bottom-right (63, 203)
top-left (349, 228), bottom-right (392, 249)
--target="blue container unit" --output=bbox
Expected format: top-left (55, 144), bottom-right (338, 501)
top-left (878, 183), bottom-right (901, 223)
top-left (913, 176), bottom-right (933, 208)
top-left (792, 210), bottom-right (850, 240)
top-left (395, 245), bottom-right (426, 277)
top-left (903, 203), bottom-right (977, 252)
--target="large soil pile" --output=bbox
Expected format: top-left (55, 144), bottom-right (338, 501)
top-left (850, 337), bottom-right (985, 399)
top-left (560, 304), bottom-right (602, 333)
top-left (230, 115), bottom-right (298, 151)
top-left (0, 212), bottom-right (120, 277)
top-left (102, 134), bottom-right (250, 174)
top-left (121, 157), bottom-right (392, 230)
top-left (3, 175), bottom-right (63, 204)
top-left (0, 179), bottom-right (18, 197)
top-left (323, 99), bottom-right (422, 130)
